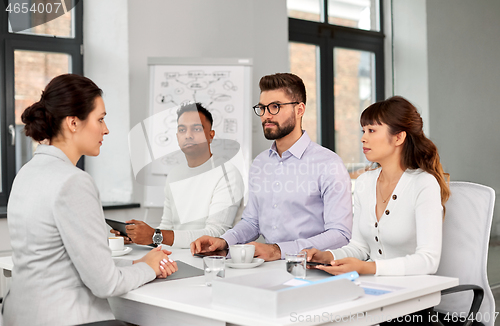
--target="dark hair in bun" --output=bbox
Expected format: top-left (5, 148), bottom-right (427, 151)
top-left (22, 74), bottom-right (103, 141)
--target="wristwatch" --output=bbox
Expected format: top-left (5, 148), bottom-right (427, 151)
top-left (152, 229), bottom-right (163, 246)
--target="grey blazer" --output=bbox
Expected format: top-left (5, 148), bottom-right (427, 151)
top-left (2, 145), bottom-right (155, 326)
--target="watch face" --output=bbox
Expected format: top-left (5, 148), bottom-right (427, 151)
top-left (153, 232), bottom-right (163, 244)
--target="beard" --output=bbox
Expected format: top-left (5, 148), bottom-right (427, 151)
top-left (262, 113), bottom-right (296, 140)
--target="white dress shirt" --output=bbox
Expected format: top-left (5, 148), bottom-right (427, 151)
top-left (222, 131), bottom-right (353, 257)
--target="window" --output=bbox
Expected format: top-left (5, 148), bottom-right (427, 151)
top-left (289, 42), bottom-right (320, 143)
top-left (0, 0), bottom-right (83, 207)
top-left (288, 0), bottom-right (384, 178)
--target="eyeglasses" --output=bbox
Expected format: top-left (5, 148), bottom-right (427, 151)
top-left (252, 102), bottom-right (299, 116)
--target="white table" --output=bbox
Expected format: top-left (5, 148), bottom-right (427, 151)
top-left (0, 245), bottom-right (458, 326)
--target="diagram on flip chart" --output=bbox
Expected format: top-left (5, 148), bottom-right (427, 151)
top-left (148, 65), bottom-right (247, 173)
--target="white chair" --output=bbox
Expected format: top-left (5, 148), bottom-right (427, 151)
top-left (434, 181), bottom-right (496, 326)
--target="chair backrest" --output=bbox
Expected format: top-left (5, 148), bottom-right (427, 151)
top-left (435, 181), bottom-right (496, 326)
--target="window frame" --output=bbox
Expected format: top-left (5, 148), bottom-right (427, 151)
top-left (0, 1), bottom-right (84, 208)
top-left (288, 0), bottom-right (385, 152)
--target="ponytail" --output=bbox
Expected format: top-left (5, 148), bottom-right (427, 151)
top-left (403, 132), bottom-right (450, 211)
top-left (361, 96), bottom-right (450, 213)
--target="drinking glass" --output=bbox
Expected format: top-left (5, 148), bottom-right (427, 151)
top-left (285, 251), bottom-right (307, 279)
top-left (203, 256), bottom-right (225, 286)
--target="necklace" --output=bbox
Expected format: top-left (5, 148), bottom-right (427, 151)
top-left (377, 184), bottom-right (392, 203)
top-left (377, 171), bottom-right (403, 203)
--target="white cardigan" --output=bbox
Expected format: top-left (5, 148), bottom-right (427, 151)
top-left (328, 168), bottom-right (443, 276)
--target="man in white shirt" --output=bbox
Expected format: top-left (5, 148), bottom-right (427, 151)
top-left (116, 103), bottom-right (244, 248)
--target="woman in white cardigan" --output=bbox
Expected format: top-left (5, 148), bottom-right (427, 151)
top-left (305, 96), bottom-right (450, 278)
top-left (2, 74), bottom-right (177, 326)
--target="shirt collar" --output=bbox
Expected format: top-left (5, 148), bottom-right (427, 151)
top-left (268, 130), bottom-right (311, 159)
top-left (34, 144), bottom-right (74, 165)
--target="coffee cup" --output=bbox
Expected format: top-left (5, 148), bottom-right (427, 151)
top-left (229, 244), bottom-right (255, 264)
top-left (108, 237), bottom-right (124, 251)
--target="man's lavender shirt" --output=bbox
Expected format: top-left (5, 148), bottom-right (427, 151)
top-left (221, 131), bottom-right (352, 258)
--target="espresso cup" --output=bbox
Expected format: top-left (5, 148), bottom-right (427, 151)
top-left (229, 244), bottom-right (255, 264)
top-left (108, 237), bottom-right (124, 251)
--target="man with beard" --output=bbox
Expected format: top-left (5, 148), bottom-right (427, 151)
top-left (113, 103), bottom-right (244, 248)
top-left (191, 73), bottom-right (352, 261)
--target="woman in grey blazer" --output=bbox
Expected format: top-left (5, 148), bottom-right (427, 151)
top-left (2, 74), bottom-right (177, 326)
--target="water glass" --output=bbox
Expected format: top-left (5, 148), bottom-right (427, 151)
top-left (285, 251), bottom-right (307, 279)
top-left (203, 256), bottom-right (225, 286)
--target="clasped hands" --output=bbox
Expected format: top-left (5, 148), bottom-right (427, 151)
top-left (190, 235), bottom-right (282, 261)
top-left (303, 248), bottom-right (376, 275)
top-left (133, 246), bottom-right (178, 279)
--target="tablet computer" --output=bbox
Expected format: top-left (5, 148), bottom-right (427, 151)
top-left (105, 219), bottom-right (129, 238)
top-left (193, 249), bottom-right (229, 258)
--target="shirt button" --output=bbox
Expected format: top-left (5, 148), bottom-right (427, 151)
top-left (385, 210), bottom-right (390, 215)
top-left (375, 236), bottom-right (379, 242)
top-left (273, 226), bottom-right (277, 230)
top-left (392, 194), bottom-right (397, 200)
top-left (378, 249), bottom-right (382, 255)
top-left (273, 204), bottom-right (277, 208)
top-left (375, 222), bottom-right (378, 228)
top-left (280, 161), bottom-right (283, 165)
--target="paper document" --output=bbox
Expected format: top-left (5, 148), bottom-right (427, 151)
top-left (360, 281), bottom-right (402, 296)
top-left (272, 272), bottom-right (360, 291)
top-left (282, 278), bottom-right (312, 287)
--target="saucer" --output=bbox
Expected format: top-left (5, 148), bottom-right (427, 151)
top-left (111, 246), bottom-right (132, 257)
top-left (226, 258), bottom-right (264, 269)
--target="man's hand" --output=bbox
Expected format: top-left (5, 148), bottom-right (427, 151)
top-left (303, 248), bottom-right (333, 265)
top-left (315, 257), bottom-right (376, 275)
top-left (109, 229), bottom-right (132, 244)
top-left (190, 235), bottom-right (228, 255)
top-left (126, 219), bottom-right (154, 245)
top-left (248, 242), bottom-right (281, 262)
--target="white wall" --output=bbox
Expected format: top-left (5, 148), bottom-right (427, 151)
top-left (83, 0), bottom-right (134, 203)
top-left (426, 0), bottom-right (500, 236)
top-left (390, 0), bottom-right (430, 135)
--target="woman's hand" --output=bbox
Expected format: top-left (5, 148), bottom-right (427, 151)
top-left (134, 246), bottom-right (178, 278)
top-left (158, 253), bottom-right (178, 279)
top-left (314, 257), bottom-right (376, 275)
top-left (303, 248), bottom-right (333, 265)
